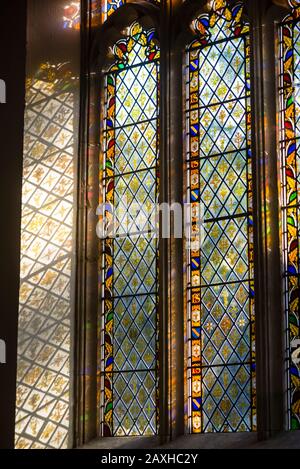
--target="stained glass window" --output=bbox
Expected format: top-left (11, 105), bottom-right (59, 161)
top-left (279, 0), bottom-right (300, 431)
top-left (63, 2), bottom-right (81, 29)
top-left (63, 1), bottom-right (102, 29)
top-left (103, 0), bottom-right (160, 21)
top-left (100, 22), bottom-right (160, 436)
top-left (63, 1), bottom-right (160, 29)
top-left (15, 63), bottom-right (79, 449)
top-left (104, 0), bottom-right (125, 19)
top-left (186, 0), bottom-right (256, 433)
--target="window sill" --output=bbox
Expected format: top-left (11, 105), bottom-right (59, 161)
top-left (81, 432), bottom-right (300, 449)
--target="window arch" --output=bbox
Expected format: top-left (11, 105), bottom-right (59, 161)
top-left (186, 0), bottom-right (256, 433)
top-left (99, 20), bottom-right (160, 437)
top-left (279, 0), bottom-right (300, 431)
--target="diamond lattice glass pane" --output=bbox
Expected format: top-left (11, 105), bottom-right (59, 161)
top-left (114, 295), bottom-right (156, 371)
top-left (201, 283), bottom-right (251, 366)
top-left (202, 365), bottom-right (252, 432)
top-left (113, 169), bottom-right (157, 236)
top-left (112, 371), bottom-right (157, 436)
top-left (199, 151), bottom-right (248, 219)
top-left (198, 99), bottom-right (246, 157)
top-left (199, 38), bottom-right (246, 107)
top-left (115, 63), bottom-right (157, 127)
top-left (201, 218), bottom-right (249, 286)
top-left (114, 120), bottom-right (158, 175)
top-left (114, 235), bottom-right (157, 297)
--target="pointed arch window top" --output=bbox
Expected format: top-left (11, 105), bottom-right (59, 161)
top-left (191, 1), bottom-right (249, 45)
top-left (110, 23), bottom-right (160, 71)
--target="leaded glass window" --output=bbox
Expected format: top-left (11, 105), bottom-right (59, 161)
top-left (100, 22), bottom-right (160, 437)
top-left (279, 0), bottom-right (300, 431)
top-left (186, 0), bottom-right (256, 433)
top-left (63, 1), bottom-right (161, 29)
top-left (103, 0), bottom-right (160, 20)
